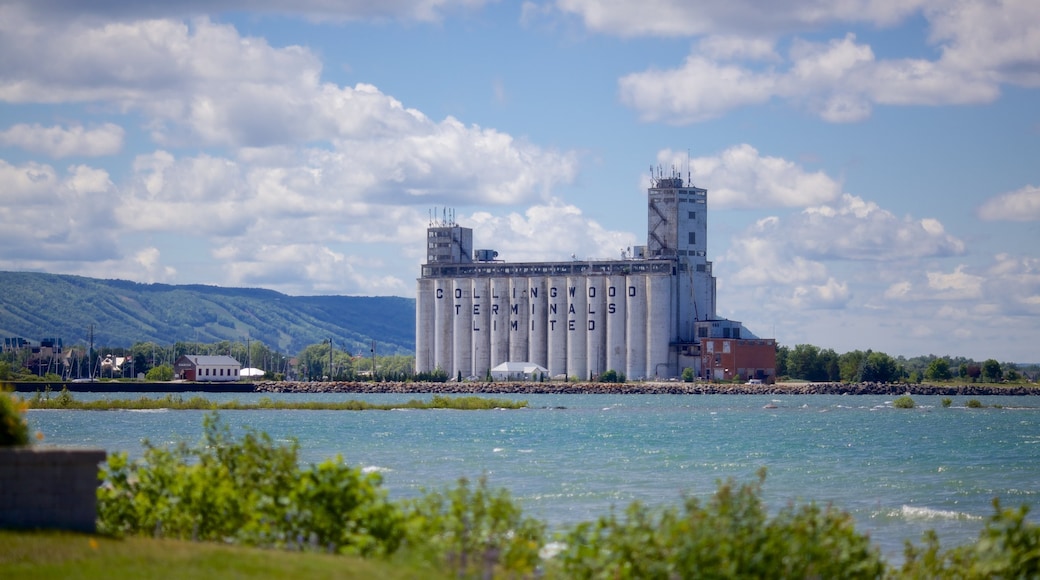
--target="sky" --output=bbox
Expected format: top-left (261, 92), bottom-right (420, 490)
top-left (0, 1), bottom-right (1038, 362)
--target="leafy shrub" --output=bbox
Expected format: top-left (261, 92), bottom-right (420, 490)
top-left (901, 500), bottom-right (1040, 578)
top-left (403, 476), bottom-right (546, 577)
top-left (145, 364), bottom-right (174, 381)
top-left (551, 468), bottom-right (885, 579)
top-left (97, 413), bottom-right (404, 556)
top-left (893, 395), bottom-right (916, 409)
top-left (967, 399), bottom-right (984, 408)
top-left (0, 388), bottom-right (30, 446)
top-left (600, 370), bottom-right (625, 383)
top-left (941, 397), bottom-right (952, 408)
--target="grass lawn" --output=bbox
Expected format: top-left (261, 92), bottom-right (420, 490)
top-left (0, 531), bottom-right (447, 580)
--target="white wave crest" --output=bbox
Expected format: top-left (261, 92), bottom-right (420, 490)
top-left (361, 465), bottom-right (391, 474)
top-left (900, 505), bottom-right (981, 521)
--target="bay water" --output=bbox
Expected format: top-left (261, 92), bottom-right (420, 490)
top-left (26, 392), bottom-right (1040, 563)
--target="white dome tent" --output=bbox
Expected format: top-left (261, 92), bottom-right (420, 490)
top-left (490, 362), bottom-right (548, 382)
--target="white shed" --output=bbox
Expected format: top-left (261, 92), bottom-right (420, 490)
top-left (490, 362), bottom-right (549, 382)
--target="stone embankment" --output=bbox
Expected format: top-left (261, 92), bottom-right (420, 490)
top-left (254, 381), bottom-right (1038, 396)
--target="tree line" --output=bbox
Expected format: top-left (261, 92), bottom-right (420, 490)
top-left (0, 339), bottom-right (437, 383)
top-left (777, 344), bottom-right (1036, 384)
top-left (3, 337), bottom-right (1035, 384)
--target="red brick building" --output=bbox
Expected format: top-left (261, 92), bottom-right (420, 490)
top-left (699, 338), bottom-right (777, 383)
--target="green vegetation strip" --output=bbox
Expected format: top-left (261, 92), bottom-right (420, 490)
top-left (25, 391), bottom-right (526, 411)
top-left (0, 531), bottom-right (447, 580)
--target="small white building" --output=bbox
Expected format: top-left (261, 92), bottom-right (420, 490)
top-left (174, 355), bottom-right (242, 382)
top-left (490, 361), bottom-right (549, 382)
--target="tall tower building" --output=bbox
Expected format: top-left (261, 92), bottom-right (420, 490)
top-left (415, 167), bottom-right (775, 382)
top-left (646, 175), bottom-right (716, 342)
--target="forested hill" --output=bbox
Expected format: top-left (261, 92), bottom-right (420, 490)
top-left (0, 271), bottom-right (415, 355)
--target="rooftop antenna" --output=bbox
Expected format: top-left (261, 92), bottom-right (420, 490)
top-left (687, 148), bottom-right (691, 187)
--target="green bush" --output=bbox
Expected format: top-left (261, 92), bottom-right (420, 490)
top-left (600, 370), bottom-right (625, 383)
top-left (403, 476), bottom-right (546, 577)
top-left (893, 395), bottom-right (916, 409)
top-left (551, 468), bottom-right (885, 578)
top-left (901, 500), bottom-right (1040, 578)
top-left (967, 399), bottom-right (984, 408)
top-left (93, 414), bottom-right (1040, 578)
top-left (0, 388), bottom-right (30, 446)
top-left (941, 397), bottom-right (952, 408)
top-left (145, 364), bottom-right (174, 381)
top-left (97, 413), bottom-right (403, 556)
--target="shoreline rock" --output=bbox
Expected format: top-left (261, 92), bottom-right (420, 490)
top-left (254, 381), bottom-right (1039, 396)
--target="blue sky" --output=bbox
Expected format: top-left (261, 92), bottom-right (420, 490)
top-left (1, 1), bottom-right (1038, 362)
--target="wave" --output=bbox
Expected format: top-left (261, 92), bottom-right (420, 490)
top-left (898, 505), bottom-right (982, 521)
top-left (123, 408), bottom-right (170, 413)
top-left (361, 465), bottom-right (391, 474)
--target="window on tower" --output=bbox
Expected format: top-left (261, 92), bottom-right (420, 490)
top-left (688, 232), bottom-right (696, 245)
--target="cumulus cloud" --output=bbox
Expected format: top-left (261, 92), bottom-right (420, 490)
top-left (791, 277), bottom-right (850, 309)
top-left (620, 32), bottom-right (1002, 123)
top-left (977, 184), bottom-right (1040, 221)
top-left (655, 145), bottom-right (841, 208)
top-left (793, 194), bottom-right (965, 260)
top-left (0, 160), bottom-right (121, 262)
top-left (0, 123), bottom-right (124, 158)
top-left (554, 0), bottom-right (925, 38)
top-left (4, 0), bottom-right (489, 24)
top-left (594, 0), bottom-right (1040, 122)
top-left (718, 186), bottom-right (965, 314)
top-left (467, 200), bottom-right (640, 263)
top-left (0, 8), bottom-right (580, 296)
top-left (878, 255), bottom-right (1040, 316)
top-left (926, 265), bottom-right (985, 300)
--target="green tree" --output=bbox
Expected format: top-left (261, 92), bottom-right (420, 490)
top-left (787, 344), bottom-right (822, 381)
top-left (925, 358), bottom-right (953, 381)
top-left (775, 345), bottom-right (789, 378)
top-left (145, 364), bottom-right (174, 381)
top-left (982, 359), bottom-right (1003, 382)
top-left (819, 348), bottom-right (841, 381)
top-left (861, 351), bottom-right (898, 383)
top-left (838, 350), bottom-right (868, 383)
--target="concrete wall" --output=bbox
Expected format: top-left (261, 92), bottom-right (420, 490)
top-left (0, 447), bottom-right (106, 532)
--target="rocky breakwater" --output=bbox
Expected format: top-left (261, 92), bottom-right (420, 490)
top-left (254, 381), bottom-right (1038, 396)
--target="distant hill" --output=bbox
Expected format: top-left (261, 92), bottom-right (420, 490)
top-left (0, 271), bottom-right (415, 355)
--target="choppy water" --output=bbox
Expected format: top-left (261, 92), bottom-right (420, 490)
top-left (26, 392), bottom-right (1040, 562)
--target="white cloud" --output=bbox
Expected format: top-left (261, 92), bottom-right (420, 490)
top-left (716, 182), bottom-right (967, 320)
top-left (554, 0), bottom-right (925, 38)
top-left (655, 145), bottom-right (841, 208)
top-left (0, 160), bottom-right (121, 262)
top-left (977, 184), bottom-right (1040, 221)
top-left (791, 277), bottom-right (850, 309)
top-left (983, 253), bottom-right (1040, 315)
top-left (596, 0), bottom-right (1040, 123)
top-left (794, 194), bottom-right (965, 260)
top-left (697, 36), bottom-right (780, 61)
top-left (0, 123), bottom-right (124, 158)
top-left (619, 56), bottom-right (777, 124)
top-left (5, 0), bottom-right (490, 24)
top-left (467, 200), bottom-right (640, 263)
top-left (621, 32), bottom-right (1002, 124)
top-left (926, 265), bottom-right (984, 300)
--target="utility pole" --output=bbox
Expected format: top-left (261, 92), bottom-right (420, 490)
top-left (370, 340), bottom-right (377, 381)
top-left (88, 324), bottom-right (94, 382)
